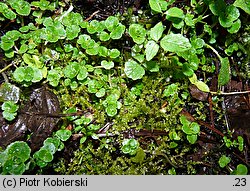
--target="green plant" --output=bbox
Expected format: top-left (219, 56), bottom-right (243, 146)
top-left (231, 164), bottom-right (248, 175)
top-left (218, 155), bottom-right (231, 168)
top-left (180, 115), bottom-right (200, 144)
top-left (0, 83), bottom-right (20, 103)
top-left (1, 100), bottom-right (19, 121)
top-left (0, 129), bottom-right (72, 174)
top-left (0, 141), bottom-right (31, 175)
top-left (33, 131), bottom-right (70, 168)
top-left (0, 0), bottom-right (249, 175)
top-left (121, 138), bottom-right (139, 156)
top-left (207, 0), bottom-right (241, 34)
top-left (223, 136), bottom-right (244, 152)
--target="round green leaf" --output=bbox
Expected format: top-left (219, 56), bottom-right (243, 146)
top-left (31, 0), bottom-right (51, 11)
top-left (182, 124), bottom-right (194, 135)
top-left (70, 81), bottom-right (78, 90)
top-left (6, 141), bottom-right (31, 162)
top-left (166, 7), bottom-right (185, 21)
top-left (77, 66), bottom-right (88, 80)
top-left (4, 49), bottom-right (14, 58)
top-left (47, 68), bottom-right (61, 87)
top-left (194, 81), bottom-right (210, 93)
top-left (172, 21), bottom-right (184, 29)
top-left (110, 23), bottom-right (125, 39)
top-left (169, 131), bottom-right (181, 141)
top-left (236, 164), bottom-right (248, 175)
top-left (145, 40), bottom-right (159, 61)
top-left (5, 30), bottom-right (21, 41)
top-left (219, 155), bottom-right (231, 168)
top-left (144, 61), bottom-right (160, 72)
top-left (228, 19), bottom-right (241, 34)
top-left (234, 0), bottom-right (250, 14)
top-left (219, 5), bottom-right (240, 28)
top-left (66, 25), bottom-right (80, 40)
top-left (0, 82), bottom-right (20, 103)
top-left (2, 100), bottom-right (18, 112)
top-left (0, 40), bottom-right (14, 51)
top-left (23, 67), bottom-right (34, 82)
top-left (96, 88), bottom-right (105, 98)
top-left (169, 142), bottom-right (178, 148)
top-left (98, 46), bottom-right (109, 57)
top-left (2, 111), bottom-right (16, 121)
top-left (35, 149), bottom-right (53, 163)
top-left (13, 66), bottom-right (36, 83)
top-left (63, 62), bottom-right (80, 79)
top-left (163, 84), bottom-right (178, 97)
top-left (12, 0), bottom-right (31, 16)
top-left (187, 134), bottom-right (197, 144)
top-left (121, 145), bottom-right (131, 154)
top-left (180, 115), bottom-right (190, 126)
top-left (55, 129), bottom-right (72, 141)
top-left (34, 157), bottom-right (48, 168)
top-left (62, 12), bottom-right (83, 26)
top-left (109, 49), bottom-right (120, 58)
top-left (3, 159), bottom-right (26, 175)
top-left (129, 139), bottom-right (139, 149)
top-left (87, 79), bottom-right (101, 93)
top-left (182, 63), bottom-right (194, 76)
top-left (42, 143), bottom-right (56, 154)
top-left (128, 24), bottom-right (147, 44)
top-left (32, 67), bottom-right (43, 82)
top-left (105, 16), bottom-right (119, 32)
top-left (150, 22), bottom-right (164, 42)
top-left (149, 0), bottom-right (162, 13)
top-left (2, 8), bottom-right (16, 20)
top-left (101, 60), bottom-right (114, 69)
top-left (185, 13), bottom-right (195, 27)
top-left (105, 105), bottom-right (118, 117)
top-left (44, 138), bottom-right (61, 151)
top-left (86, 46), bottom-right (99, 56)
top-left (124, 60), bottom-right (145, 80)
top-left (19, 44), bottom-right (28, 54)
top-left (160, 34), bottom-right (191, 52)
top-left (99, 31), bottom-right (110, 41)
top-left (87, 20), bottom-right (101, 34)
top-left (80, 137), bottom-right (87, 144)
top-left (190, 122), bottom-right (200, 134)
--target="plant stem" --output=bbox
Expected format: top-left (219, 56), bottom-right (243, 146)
top-left (0, 63), bottom-right (13, 74)
top-left (205, 43), bottom-right (221, 59)
top-left (58, 4), bottom-right (74, 21)
top-left (155, 151), bottom-right (178, 169)
top-left (210, 90), bottom-right (250, 95)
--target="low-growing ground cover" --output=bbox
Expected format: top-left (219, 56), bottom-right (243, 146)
top-left (0, 0), bottom-right (249, 175)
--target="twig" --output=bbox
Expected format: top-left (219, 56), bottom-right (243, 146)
top-left (210, 90), bottom-right (250, 95)
top-left (97, 133), bottom-right (116, 138)
top-left (1, 72), bottom-right (9, 83)
top-left (155, 151), bottom-right (178, 169)
top-left (20, 110), bottom-right (90, 118)
top-left (84, 10), bottom-right (100, 21)
top-left (0, 63), bottom-right (14, 74)
top-left (222, 99), bottom-right (230, 132)
top-left (181, 109), bottom-right (225, 137)
top-left (97, 122), bottom-right (114, 134)
top-left (208, 94), bottom-right (215, 129)
top-left (58, 4), bottom-right (74, 22)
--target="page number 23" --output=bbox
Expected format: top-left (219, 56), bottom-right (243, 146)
top-left (233, 178), bottom-right (246, 187)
